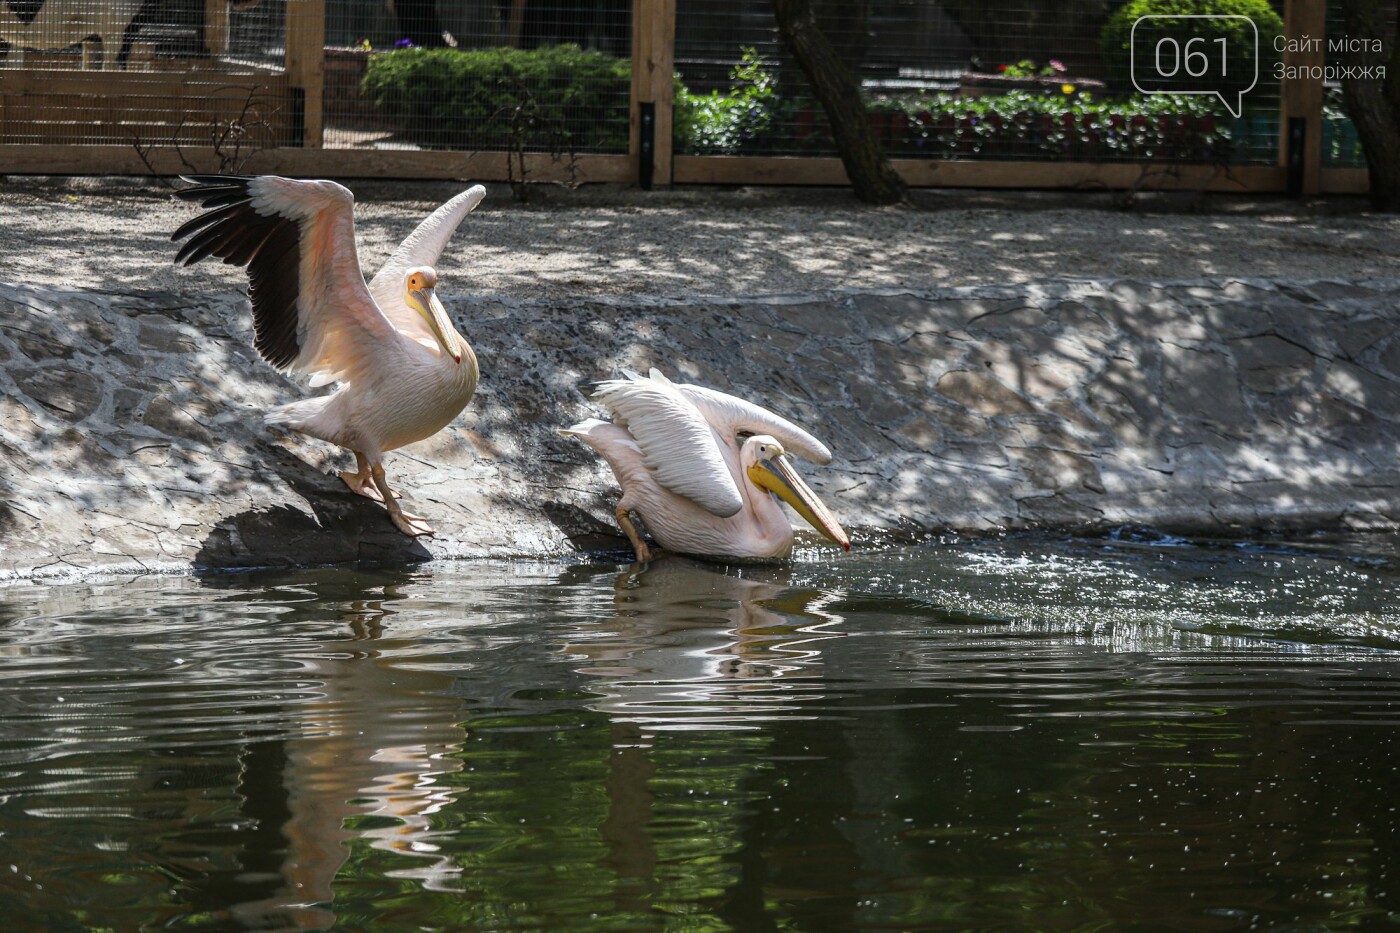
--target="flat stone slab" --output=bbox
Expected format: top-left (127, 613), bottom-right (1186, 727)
top-left (3, 277), bottom-right (1400, 579)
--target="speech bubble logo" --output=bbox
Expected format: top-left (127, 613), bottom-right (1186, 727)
top-left (1130, 14), bottom-right (1258, 118)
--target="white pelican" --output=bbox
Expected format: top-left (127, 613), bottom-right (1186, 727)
top-left (564, 369), bottom-right (850, 562)
top-left (172, 175), bottom-right (482, 536)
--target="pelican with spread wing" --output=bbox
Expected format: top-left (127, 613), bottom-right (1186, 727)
top-left (172, 175), bottom-right (482, 536)
top-left (564, 369), bottom-right (850, 561)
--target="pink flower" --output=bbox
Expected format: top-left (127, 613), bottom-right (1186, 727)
top-left (1049, 59), bottom-right (1066, 73)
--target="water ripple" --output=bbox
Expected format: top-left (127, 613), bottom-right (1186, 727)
top-left (2, 543), bottom-right (1400, 928)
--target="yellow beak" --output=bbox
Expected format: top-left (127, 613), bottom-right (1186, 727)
top-left (409, 285), bottom-right (462, 363)
top-left (748, 453), bottom-right (850, 551)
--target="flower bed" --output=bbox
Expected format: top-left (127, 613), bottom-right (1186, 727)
top-left (675, 50), bottom-right (1240, 163)
top-left (738, 92), bottom-right (1235, 162)
top-left (861, 91), bottom-right (1234, 162)
top-left (958, 73), bottom-right (1107, 100)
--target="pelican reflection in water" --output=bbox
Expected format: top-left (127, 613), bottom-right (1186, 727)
top-left (223, 569), bottom-right (470, 928)
top-left (562, 558), bottom-right (848, 727)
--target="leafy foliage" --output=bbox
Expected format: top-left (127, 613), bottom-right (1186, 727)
top-left (673, 48), bottom-right (786, 155)
top-left (1099, 0), bottom-right (1284, 94)
top-left (361, 45), bottom-right (631, 153)
top-left (864, 91), bottom-right (1237, 161)
top-left (999, 59), bottom-right (1068, 78)
top-left (677, 79), bottom-right (1239, 162)
top-left (1323, 88), bottom-right (1367, 168)
top-left (673, 48), bottom-right (1239, 163)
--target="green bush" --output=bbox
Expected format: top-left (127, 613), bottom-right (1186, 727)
top-left (857, 91), bottom-right (1237, 162)
top-left (674, 47), bottom-right (1249, 163)
top-left (675, 81), bottom-right (1240, 162)
top-left (1100, 0), bottom-right (1284, 97)
top-left (1322, 89), bottom-right (1367, 168)
top-left (674, 49), bottom-right (785, 155)
top-left (361, 45), bottom-right (631, 153)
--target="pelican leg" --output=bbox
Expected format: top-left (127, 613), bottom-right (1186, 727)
top-left (371, 461), bottom-right (435, 537)
top-left (615, 504), bottom-right (653, 563)
top-left (340, 451), bottom-right (391, 502)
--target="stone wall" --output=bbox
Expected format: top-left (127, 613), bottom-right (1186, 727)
top-left (2, 277), bottom-right (1399, 578)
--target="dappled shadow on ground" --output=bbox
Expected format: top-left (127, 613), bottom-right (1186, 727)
top-left (12, 272), bottom-right (1400, 577)
top-left (365, 187), bottom-right (1400, 301)
top-left (6, 177), bottom-right (1400, 577)
top-left (2, 177), bottom-right (1396, 303)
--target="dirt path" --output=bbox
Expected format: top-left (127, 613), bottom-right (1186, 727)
top-left (1, 177), bottom-right (1395, 300)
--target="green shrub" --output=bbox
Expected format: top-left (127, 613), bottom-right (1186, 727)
top-left (1100, 0), bottom-right (1283, 97)
top-left (361, 45), bottom-right (631, 153)
top-left (674, 44), bottom-right (1250, 163)
top-left (675, 79), bottom-right (1240, 162)
top-left (674, 49), bottom-right (786, 155)
top-left (856, 91), bottom-right (1238, 162)
top-left (1322, 89), bottom-right (1367, 168)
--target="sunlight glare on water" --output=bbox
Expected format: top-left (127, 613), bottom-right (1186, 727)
top-left (3, 533), bottom-right (1400, 930)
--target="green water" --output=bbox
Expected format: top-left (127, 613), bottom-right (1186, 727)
top-left (3, 533), bottom-right (1400, 930)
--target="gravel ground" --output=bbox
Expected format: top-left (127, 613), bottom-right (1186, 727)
top-left (1, 175), bottom-right (1397, 299)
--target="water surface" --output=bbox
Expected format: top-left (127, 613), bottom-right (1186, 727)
top-left (3, 533), bottom-right (1400, 930)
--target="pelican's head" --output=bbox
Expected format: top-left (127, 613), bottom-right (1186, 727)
top-left (744, 436), bottom-right (850, 552)
top-left (404, 266), bottom-right (463, 363)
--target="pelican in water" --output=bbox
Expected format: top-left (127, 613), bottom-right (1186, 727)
top-left (564, 369), bottom-right (850, 562)
top-left (172, 175), bottom-right (482, 536)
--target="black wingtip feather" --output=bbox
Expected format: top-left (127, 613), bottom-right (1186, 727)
top-left (173, 175), bottom-right (256, 206)
top-left (171, 200), bottom-right (245, 242)
top-left (172, 174), bottom-right (304, 371)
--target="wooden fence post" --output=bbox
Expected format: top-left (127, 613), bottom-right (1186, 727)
top-left (286, 0), bottom-right (327, 150)
top-left (1280, 0), bottom-right (1326, 195)
top-left (204, 0), bottom-right (229, 57)
top-left (631, 0), bottom-right (676, 187)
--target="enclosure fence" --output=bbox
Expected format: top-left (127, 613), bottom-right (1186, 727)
top-left (0, 0), bottom-right (1380, 195)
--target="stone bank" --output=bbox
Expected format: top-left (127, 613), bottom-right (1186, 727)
top-left (2, 277), bottom-right (1399, 578)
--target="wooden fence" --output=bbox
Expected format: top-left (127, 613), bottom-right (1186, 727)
top-left (0, 0), bottom-right (1372, 196)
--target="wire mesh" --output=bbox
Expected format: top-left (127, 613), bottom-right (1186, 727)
top-left (674, 0), bottom-right (1283, 165)
top-left (1321, 0), bottom-right (1397, 169)
top-left (0, 0), bottom-right (636, 157)
top-left (0, 0), bottom-right (297, 150)
top-left (0, 0), bottom-right (1379, 179)
top-left (321, 0), bottom-right (633, 155)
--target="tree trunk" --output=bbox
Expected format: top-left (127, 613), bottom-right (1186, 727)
top-left (1338, 0), bottom-right (1400, 211)
top-left (771, 0), bottom-right (905, 205)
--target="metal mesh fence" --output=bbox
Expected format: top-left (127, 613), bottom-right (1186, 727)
top-left (673, 0), bottom-right (1283, 165)
top-left (0, 0), bottom-right (285, 73)
top-left (321, 0), bottom-right (633, 155)
top-left (0, 0), bottom-right (634, 157)
top-left (1321, 0), bottom-right (1397, 169)
top-left (0, 0), bottom-right (299, 149)
top-left (0, 0), bottom-right (1382, 183)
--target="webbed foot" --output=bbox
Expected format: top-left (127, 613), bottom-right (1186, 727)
top-left (390, 509), bottom-right (435, 537)
top-left (340, 470), bottom-right (386, 502)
